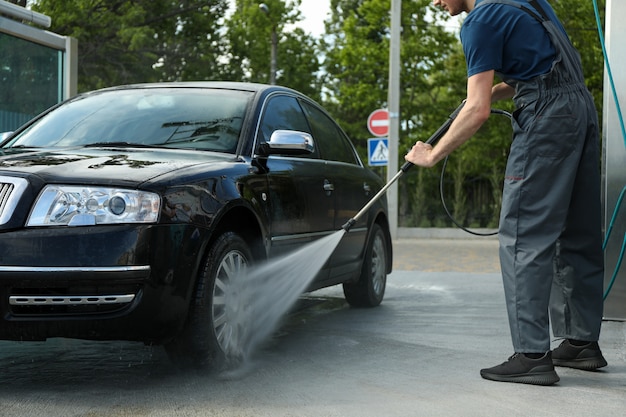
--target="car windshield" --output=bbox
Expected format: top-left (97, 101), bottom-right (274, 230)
top-left (4, 87), bottom-right (251, 153)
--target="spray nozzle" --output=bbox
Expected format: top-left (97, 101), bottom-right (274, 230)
top-left (342, 218), bottom-right (356, 232)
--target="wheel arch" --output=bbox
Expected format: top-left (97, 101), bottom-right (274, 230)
top-left (208, 204), bottom-right (267, 263)
top-left (179, 203), bottom-right (266, 321)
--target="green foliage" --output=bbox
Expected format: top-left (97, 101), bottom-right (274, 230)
top-left (151, 1), bottom-right (231, 82)
top-left (30, 0), bottom-right (321, 96)
top-left (224, 0), bottom-right (293, 82)
top-left (221, 0), bottom-right (321, 99)
top-left (31, 0), bottom-right (230, 92)
top-left (321, 0), bottom-right (460, 160)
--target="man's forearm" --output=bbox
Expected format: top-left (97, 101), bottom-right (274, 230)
top-left (491, 82), bottom-right (515, 102)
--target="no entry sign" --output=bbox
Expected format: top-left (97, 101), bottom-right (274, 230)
top-left (367, 109), bottom-right (389, 137)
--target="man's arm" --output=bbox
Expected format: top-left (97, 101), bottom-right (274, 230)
top-left (405, 70), bottom-right (494, 168)
top-left (491, 82), bottom-right (515, 102)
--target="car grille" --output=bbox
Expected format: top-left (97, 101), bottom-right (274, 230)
top-left (0, 176), bottom-right (28, 225)
top-left (7, 287), bottom-right (140, 316)
top-left (0, 182), bottom-right (15, 218)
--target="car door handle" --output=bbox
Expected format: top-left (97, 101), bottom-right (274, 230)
top-left (323, 179), bottom-right (335, 192)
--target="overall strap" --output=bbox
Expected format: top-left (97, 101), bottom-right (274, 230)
top-left (475, 0), bottom-right (585, 86)
top-left (527, 0), bottom-right (549, 21)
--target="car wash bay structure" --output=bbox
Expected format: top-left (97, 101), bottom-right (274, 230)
top-left (603, 0), bottom-right (626, 320)
top-left (0, 0), bottom-right (77, 133)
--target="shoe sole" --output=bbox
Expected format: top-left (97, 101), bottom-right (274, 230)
top-left (553, 357), bottom-right (607, 371)
top-left (480, 370), bottom-right (560, 386)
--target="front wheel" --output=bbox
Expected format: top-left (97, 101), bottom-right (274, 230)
top-left (165, 231), bottom-right (253, 370)
top-left (343, 223), bottom-right (388, 307)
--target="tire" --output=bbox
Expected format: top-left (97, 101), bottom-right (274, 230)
top-left (165, 231), bottom-right (253, 370)
top-left (343, 223), bottom-right (388, 307)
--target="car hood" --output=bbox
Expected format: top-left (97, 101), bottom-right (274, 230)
top-left (0, 147), bottom-right (236, 186)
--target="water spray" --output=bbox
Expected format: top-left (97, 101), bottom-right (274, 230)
top-left (342, 100), bottom-right (466, 232)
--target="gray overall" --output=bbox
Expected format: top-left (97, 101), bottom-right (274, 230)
top-left (479, 0), bottom-right (604, 353)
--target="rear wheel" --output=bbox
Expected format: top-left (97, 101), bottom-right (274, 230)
top-left (165, 231), bottom-right (253, 370)
top-left (343, 223), bottom-right (388, 307)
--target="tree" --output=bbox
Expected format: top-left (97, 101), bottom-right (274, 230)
top-left (323, 0), bottom-right (461, 144)
top-left (32, 0), bottom-right (230, 92)
top-left (222, 0), bottom-right (321, 100)
top-left (151, 1), bottom-right (231, 82)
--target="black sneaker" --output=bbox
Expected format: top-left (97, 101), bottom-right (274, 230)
top-left (552, 339), bottom-right (607, 370)
top-left (480, 352), bottom-right (560, 385)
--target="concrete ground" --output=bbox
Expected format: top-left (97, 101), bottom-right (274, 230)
top-left (388, 236), bottom-right (626, 416)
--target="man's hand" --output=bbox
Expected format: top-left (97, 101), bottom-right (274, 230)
top-left (405, 140), bottom-right (436, 168)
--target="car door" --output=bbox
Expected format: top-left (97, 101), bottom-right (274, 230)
top-left (299, 100), bottom-right (371, 283)
top-left (255, 94), bottom-right (335, 272)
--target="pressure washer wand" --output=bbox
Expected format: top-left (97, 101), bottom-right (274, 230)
top-left (342, 100), bottom-right (466, 232)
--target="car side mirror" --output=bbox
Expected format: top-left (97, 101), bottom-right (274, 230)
top-left (259, 130), bottom-right (314, 156)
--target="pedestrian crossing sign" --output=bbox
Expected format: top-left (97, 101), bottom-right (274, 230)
top-left (368, 138), bottom-right (388, 166)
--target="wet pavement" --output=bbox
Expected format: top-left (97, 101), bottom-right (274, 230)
top-left (0, 235), bottom-right (624, 416)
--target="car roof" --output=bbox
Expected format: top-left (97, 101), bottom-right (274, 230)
top-left (93, 81), bottom-right (297, 96)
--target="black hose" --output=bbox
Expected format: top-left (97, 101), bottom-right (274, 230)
top-left (438, 108), bottom-right (512, 236)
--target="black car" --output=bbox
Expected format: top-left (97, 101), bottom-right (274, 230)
top-left (0, 82), bottom-right (392, 368)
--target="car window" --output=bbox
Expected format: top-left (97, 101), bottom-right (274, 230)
top-left (300, 101), bottom-right (359, 165)
top-left (257, 94), bottom-right (318, 158)
top-left (5, 88), bottom-right (251, 153)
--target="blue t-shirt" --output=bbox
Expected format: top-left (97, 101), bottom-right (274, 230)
top-left (461, 0), bottom-right (566, 81)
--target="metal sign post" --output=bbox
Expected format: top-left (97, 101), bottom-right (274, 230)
top-left (387, 0), bottom-right (401, 239)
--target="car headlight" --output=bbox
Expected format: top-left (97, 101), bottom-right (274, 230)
top-left (27, 185), bottom-right (161, 226)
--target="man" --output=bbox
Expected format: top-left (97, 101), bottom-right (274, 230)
top-left (405, 0), bottom-right (607, 385)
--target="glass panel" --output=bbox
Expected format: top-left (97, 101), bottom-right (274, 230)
top-left (301, 101), bottom-right (358, 165)
top-left (258, 95), bottom-right (312, 141)
top-left (5, 88), bottom-right (251, 154)
top-left (0, 32), bottom-right (62, 132)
